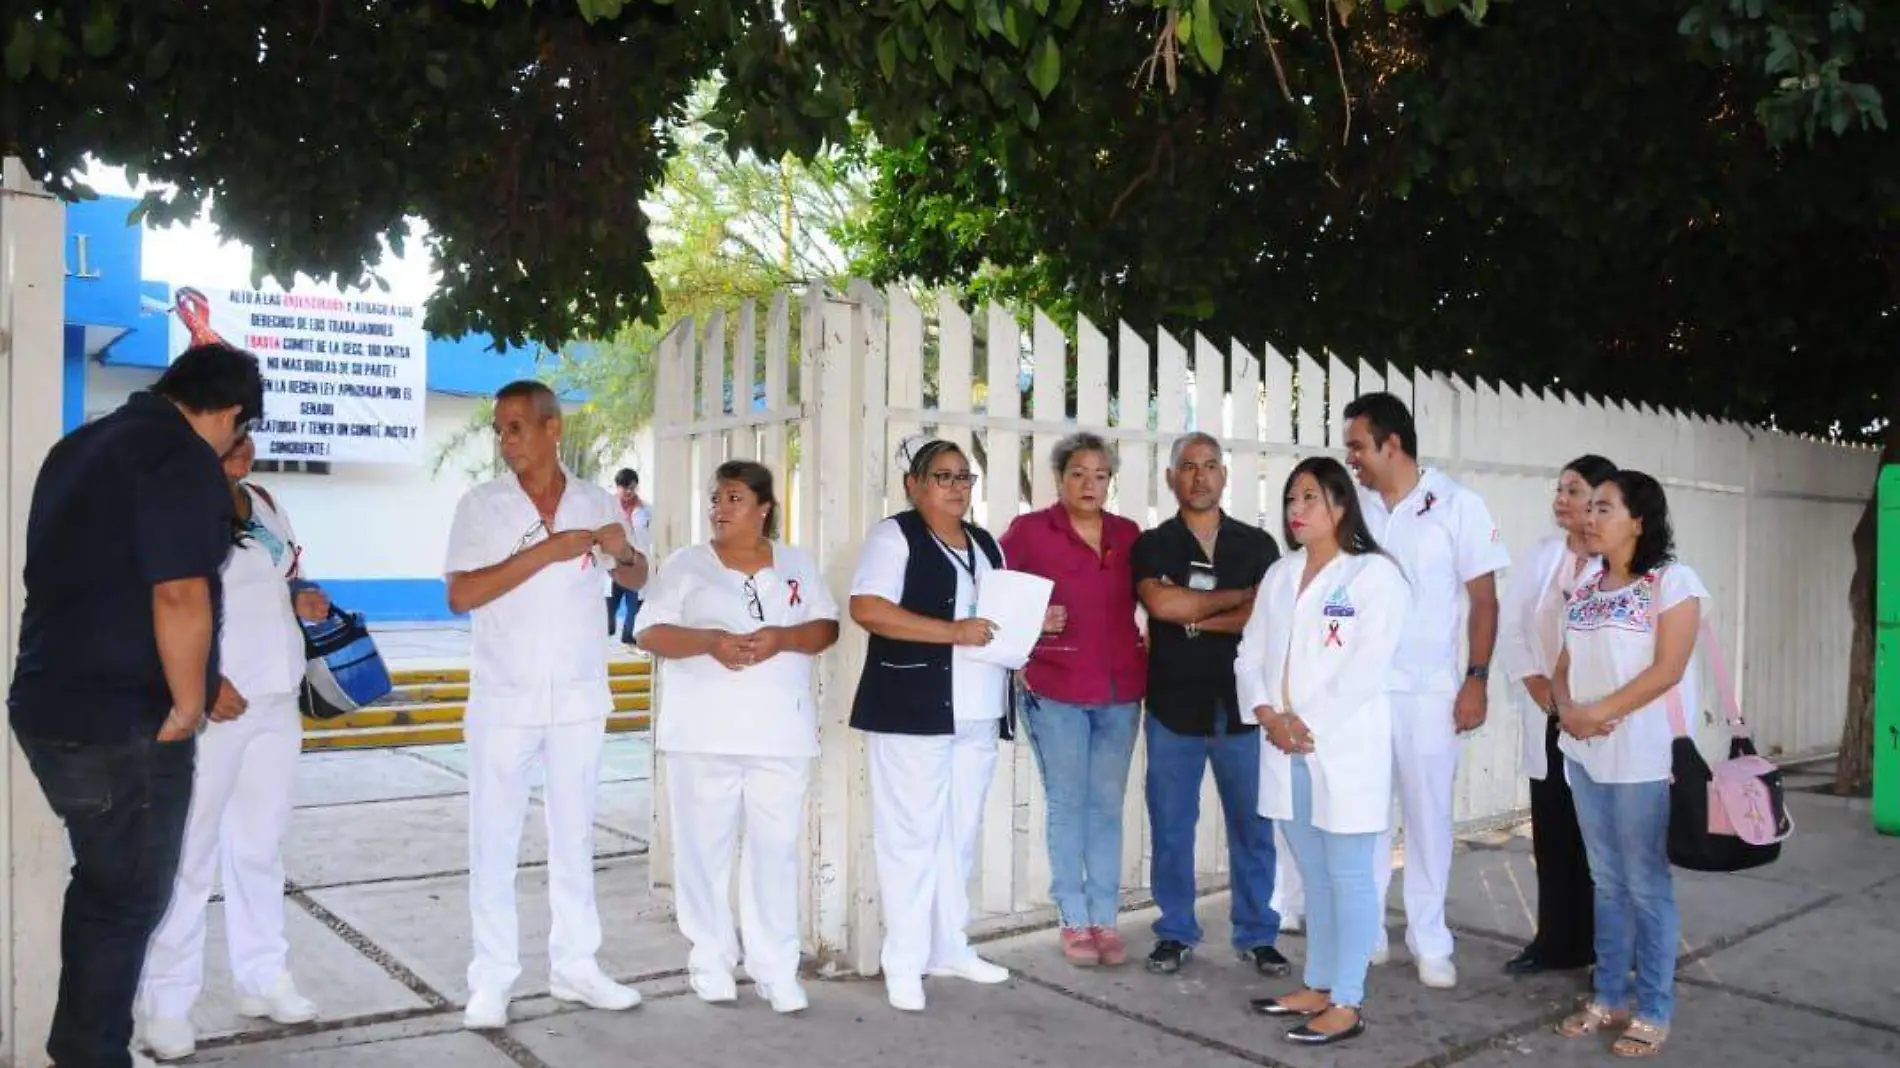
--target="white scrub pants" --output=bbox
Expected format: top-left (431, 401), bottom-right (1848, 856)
top-left (140, 692), bottom-right (303, 1017)
top-left (466, 717), bottom-right (608, 995)
top-left (1373, 691), bottom-right (1460, 961)
top-left (665, 752), bottom-right (809, 987)
top-left (867, 719), bottom-right (999, 981)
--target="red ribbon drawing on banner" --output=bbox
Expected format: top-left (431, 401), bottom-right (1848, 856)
top-left (1325, 620), bottom-right (1343, 648)
top-left (787, 579), bottom-right (802, 606)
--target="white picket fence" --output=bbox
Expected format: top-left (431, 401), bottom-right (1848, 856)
top-left (647, 280), bottom-right (1876, 973)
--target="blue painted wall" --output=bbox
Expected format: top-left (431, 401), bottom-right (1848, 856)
top-left (317, 578), bottom-right (463, 623)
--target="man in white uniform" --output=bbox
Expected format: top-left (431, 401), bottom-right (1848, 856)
top-left (1342, 392), bottom-right (1509, 990)
top-left (444, 380), bottom-right (649, 1029)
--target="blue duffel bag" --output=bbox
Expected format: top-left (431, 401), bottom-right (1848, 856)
top-left (295, 591), bottom-right (394, 720)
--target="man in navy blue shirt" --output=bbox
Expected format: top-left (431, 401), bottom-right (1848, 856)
top-left (8, 342), bottom-right (262, 1068)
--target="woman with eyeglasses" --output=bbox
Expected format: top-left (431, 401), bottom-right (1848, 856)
top-left (635, 460), bottom-right (839, 1015)
top-left (1497, 455), bottom-right (1616, 978)
top-left (848, 436), bottom-right (1013, 1012)
top-left (138, 434), bottom-right (332, 1060)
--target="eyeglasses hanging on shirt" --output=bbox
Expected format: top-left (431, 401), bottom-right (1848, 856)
top-left (511, 518), bottom-right (600, 570)
top-left (743, 575), bottom-right (765, 622)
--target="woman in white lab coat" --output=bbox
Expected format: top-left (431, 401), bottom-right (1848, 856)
top-left (139, 434), bottom-right (329, 1061)
top-left (1496, 454), bottom-right (1616, 976)
top-left (636, 460), bottom-right (840, 1015)
top-left (1236, 457), bottom-right (1410, 1048)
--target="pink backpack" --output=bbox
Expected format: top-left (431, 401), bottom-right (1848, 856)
top-left (1664, 620), bottom-right (1793, 870)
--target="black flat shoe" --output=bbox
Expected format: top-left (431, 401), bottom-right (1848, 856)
top-left (1244, 945), bottom-right (1293, 977)
top-left (1504, 949), bottom-right (1548, 975)
top-left (1286, 1013), bottom-right (1366, 1046)
top-left (1249, 997), bottom-right (1318, 1018)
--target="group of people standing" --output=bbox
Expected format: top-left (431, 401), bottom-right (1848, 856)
top-left (636, 388), bottom-right (1705, 1060)
top-left (7, 348), bottom-right (1704, 1067)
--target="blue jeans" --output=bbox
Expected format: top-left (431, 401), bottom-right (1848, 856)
top-left (606, 586), bottom-right (641, 642)
top-left (18, 734), bottom-right (196, 1068)
top-left (1565, 758), bottom-right (1678, 1025)
top-left (1145, 714), bottom-right (1281, 950)
top-left (1022, 694), bottom-right (1141, 927)
top-left (1277, 758), bottom-right (1380, 1007)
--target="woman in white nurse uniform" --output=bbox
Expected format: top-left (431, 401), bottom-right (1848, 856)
top-left (636, 460), bottom-right (839, 1015)
top-left (139, 434), bottom-right (329, 1061)
top-left (1236, 457), bottom-right (1410, 1048)
top-left (848, 437), bottom-right (1013, 1013)
top-left (1496, 454), bottom-right (1616, 976)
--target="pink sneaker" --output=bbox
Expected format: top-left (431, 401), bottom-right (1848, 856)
top-left (1060, 927), bottom-right (1100, 967)
top-left (1091, 926), bottom-right (1129, 967)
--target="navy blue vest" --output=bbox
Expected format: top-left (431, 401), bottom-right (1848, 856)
top-left (849, 510), bottom-right (1013, 738)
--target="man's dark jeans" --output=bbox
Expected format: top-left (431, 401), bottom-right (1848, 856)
top-left (18, 733), bottom-right (195, 1068)
top-left (606, 586), bottom-right (641, 643)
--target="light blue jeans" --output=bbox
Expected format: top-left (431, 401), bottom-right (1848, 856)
top-left (1565, 758), bottom-right (1678, 1025)
top-left (1022, 693), bottom-right (1141, 928)
top-left (1277, 758), bottom-right (1381, 1008)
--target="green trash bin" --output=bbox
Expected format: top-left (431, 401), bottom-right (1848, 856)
top-left (1877, 465), bottom-right (1900, 834)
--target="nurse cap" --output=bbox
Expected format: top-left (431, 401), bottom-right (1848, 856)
top-left (896, 433), bottom-right (953, 473)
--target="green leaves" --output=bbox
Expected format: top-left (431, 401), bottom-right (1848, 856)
top-left (1028, 33), bottom-right (1061, 98)
top-left (1192, 0), bottom-right (1223, 73)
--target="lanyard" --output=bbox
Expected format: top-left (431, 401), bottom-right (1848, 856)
top-left (929, 528), bottom-right (980, 614)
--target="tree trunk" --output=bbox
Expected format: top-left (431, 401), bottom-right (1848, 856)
top-left (1836, 370), bottom-right (1900, 796)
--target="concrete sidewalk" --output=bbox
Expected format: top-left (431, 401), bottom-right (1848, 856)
top-left (159, 744), bottom-right (1897, 1068)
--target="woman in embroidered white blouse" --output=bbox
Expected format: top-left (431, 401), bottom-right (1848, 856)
top-left (1552, 471), bottom-right (1707, 1058)
top-left (636, 460), bottom-right (840, 1015)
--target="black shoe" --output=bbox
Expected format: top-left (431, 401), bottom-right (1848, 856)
top-left (1249, 996), bottom-right (1317, 1018)
top-left (1286, 1011), bottom-right (1366, 1046)
top-left (1244, 945), bottom-right (1293, 977)
top-left (1145, 940), bottom-right (1194, 974)
top-left (1504, 948), bottom-right (1548, 975)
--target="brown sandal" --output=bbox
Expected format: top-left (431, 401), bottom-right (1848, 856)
top-left (1612, 1019), bottom-right (1669, 1058)
top-left (1556, 1003), bottom-right (1630, 1039)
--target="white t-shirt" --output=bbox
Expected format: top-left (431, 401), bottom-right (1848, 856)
top-left (849, 517), bottom-right (1010, 722)
top-left (1558, 563), bottom-right (1710, 784)
top-left (1360, 468), bottom-right (1511, 694)
top-left (444, 470), bottom-right (632, 728)
top-left (221, 484), bottom-right (307, 701)
top-left (637, 541), bottom-right (838, 758)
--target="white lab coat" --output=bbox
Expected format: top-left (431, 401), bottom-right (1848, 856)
top-left (1497, 534), bottom-right (1600, 780)
top-left (1237, 550), bottom-right (1411, 836)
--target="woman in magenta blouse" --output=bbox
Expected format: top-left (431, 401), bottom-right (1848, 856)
top-left (1001, 431), bottom-right (1148, 967)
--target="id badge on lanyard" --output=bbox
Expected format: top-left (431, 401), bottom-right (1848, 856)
top-left (1187, 561), bottom-right (1218, 591)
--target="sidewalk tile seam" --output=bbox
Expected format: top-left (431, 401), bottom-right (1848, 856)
top-left (1674, 975), bottom-right (1900, 1039)
top-left (292, 849), bottom-right (648, 895)
top-left (288, 888), bottom-right (454, 1009)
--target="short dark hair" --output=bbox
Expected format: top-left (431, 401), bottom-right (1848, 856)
top-left (1610, 470), bottom-right (1676, 575)
top-left (615, 468), bottom-right (639, 489)
top-left (155, 343), bottom-right (265, 424)
top-left (905, 439), bottom-right (966, 481)
top-left (1564, 454), bottom-right (1617, 487)
top-left (714, 459), bottom-right (778, 538)
top-left (495, 379), bottom-right (560, 419)
top-left (1342, 391), bottom-right (1417, 458)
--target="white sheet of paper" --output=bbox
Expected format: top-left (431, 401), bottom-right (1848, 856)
top-left (967, 568), bottom-right (1055, 670)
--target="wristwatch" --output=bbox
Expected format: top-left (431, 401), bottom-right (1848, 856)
top-left (1184, 622), bottom-right (1201, 639)
top-left (1466, 663), bottom-right (1490, 682)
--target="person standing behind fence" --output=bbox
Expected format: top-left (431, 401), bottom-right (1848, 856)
top-left (1000, 432), bottom-right (1147, 968)
top-left (1238, 457), bottom-right (1409, 1048)
top-left (1343, 391), bottom-right (1510, 989)
top-left (1497, 454), bottom-right (1617, 978)
top-left (138, 435), bottom-right (333, 1061)
top-left (1552, 471), bottom-right (1702, 1059)
top-left (9, 343), bottom-right (261, 1068)
top-left (1130, 432), bottom-right (1289, 978)
top-left (607, 468), bottom-right (652, 645)
top-left (443, 380), bottom-right (648, 1030)
top-left (849, 437), bottom-right (1014, 1012)
top-left (636, 460), bottom-right (838, 1015)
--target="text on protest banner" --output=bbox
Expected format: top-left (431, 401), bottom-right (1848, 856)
top-left (169, 284), bottom-right (429, 464)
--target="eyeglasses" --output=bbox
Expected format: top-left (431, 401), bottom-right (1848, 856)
top-left (742, 576), bottom-right (765, 622)
top-left (926, 471), bottom-right (980, 489)
top-left (511, 519), bottom-right (549, 556)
